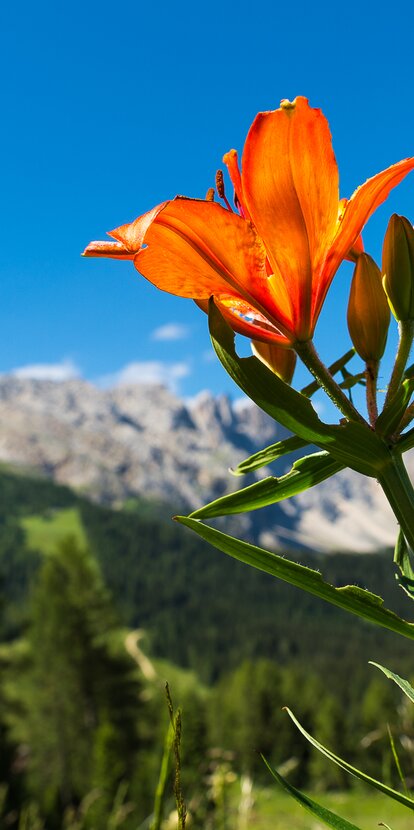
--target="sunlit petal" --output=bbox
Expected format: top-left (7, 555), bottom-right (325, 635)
top-left (196, 298), bottom-right (291, 345)
top-left (109, 201), bottom-right (169, 251)
top-left (135, 199), bottom-right (277, 316)
top-left (313, 157), bottom-right (414, 319)
top-left (83, 240), bottom-right (134, 259)
top-left (242, 97), bottom-right (339, 330)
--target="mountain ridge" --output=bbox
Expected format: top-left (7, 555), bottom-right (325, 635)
top-left (0, 374), bottom-right (409, 552)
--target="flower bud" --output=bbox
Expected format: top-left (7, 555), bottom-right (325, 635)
top-left (347, 253), bottom-right (390, 362)
top-left (382, 214), bottom-right (414, 321)
top-left (251, 340), bottom-right (296, 384)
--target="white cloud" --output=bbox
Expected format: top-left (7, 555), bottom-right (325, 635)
top-left (97, 360), bottom-right (191, 392)
top-left (11, 359), bottom-right (81, 382)
top-left (151, 323), bottom-right (190, 341)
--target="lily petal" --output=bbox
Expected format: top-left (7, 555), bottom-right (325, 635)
top-left (196, 297), bottom-right (291, 345)
top-left (82, 240), bottom-right (134, 259)
top-left (242, 97), bottom-right (339, 335)
top-left (329, 158), bottom-right (414, 278)
top-left (109, 201), bottom-right (169, 251)
top-left (313, 156), bottom-right (414, 319)
top-left (135, 199), bottom-right (282, 322)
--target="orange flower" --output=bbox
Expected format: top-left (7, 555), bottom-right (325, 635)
top-left (84, 97), bottom-right (414, 345)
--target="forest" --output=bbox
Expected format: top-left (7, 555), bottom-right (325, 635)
top-left (0, 467), bottom-right (413, 827)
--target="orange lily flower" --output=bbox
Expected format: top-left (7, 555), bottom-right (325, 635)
top-left (84, 97), bottom-right (414, 345)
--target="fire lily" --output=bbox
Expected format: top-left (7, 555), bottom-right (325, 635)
top-left (84, 97), bottom-right (414, 346)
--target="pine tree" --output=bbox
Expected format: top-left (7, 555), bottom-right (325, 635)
top-left (7, 536), bottom-right (146, 826)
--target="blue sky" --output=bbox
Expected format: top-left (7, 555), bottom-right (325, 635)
top-left (1, 0), bottom-right (414, 414)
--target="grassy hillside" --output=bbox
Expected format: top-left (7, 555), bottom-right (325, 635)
top-left (0, 465), bottom-right (412, 691)
top-left (1, 467), bottom-right (414, 827)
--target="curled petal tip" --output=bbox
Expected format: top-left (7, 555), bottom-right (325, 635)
top-left (82, 240), bottom-right (132, 259)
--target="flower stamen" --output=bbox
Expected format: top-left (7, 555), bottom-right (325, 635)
top-left (215, 170), bottom-right (234, 213)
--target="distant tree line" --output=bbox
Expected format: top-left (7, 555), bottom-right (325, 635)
top-left (0, 469), bottom-right (413, 826)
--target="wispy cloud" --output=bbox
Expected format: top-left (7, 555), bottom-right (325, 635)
top-left (151, 323), bottom-right (191, 342)
top-left (97, 360), bottom-right (191, 392)
top-left (11, 359), bottom-right (81, 382)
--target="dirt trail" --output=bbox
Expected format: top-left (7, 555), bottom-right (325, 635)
top-left (124, 629), bottom-right (157, 681)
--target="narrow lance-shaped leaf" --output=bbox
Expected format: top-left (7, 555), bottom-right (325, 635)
top-left (190, 452), bottom-right (343, 519)
top-left (339, 369), bottom-right (366, 390)
top-left (262, 756), bottom-right (364, 830)
top-left (376, 378), bottom-right (414, 437)
top-left (209, 300), bottom-right (391, 477)
top-left (404, 362), bottom-right (414, 380)
top-left (393, 529), bottom-right (414, 601)
top-left (175, 517), bottom-right (414, 642)
top-left (208, 298), bottom-right (331, 444)
top-left (284, 708), bottom-right (414, 810)
top-left (386, 723), bottom-right (410, 799)
top-left (398, 426), bottom-right (414, 454)
top-left (370, 662), bottom-right (414, 705)
top-left (233, 350), bottom-right (356, 476)
top-left (231, 435), bottom-right (309, 477)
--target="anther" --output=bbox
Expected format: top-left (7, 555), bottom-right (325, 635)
top-left (205, 187), bottom-right (215, 202)
top-left (216, 170), bottom-right (225, 199)
top-left (215, 170), bottom-right (233, 212)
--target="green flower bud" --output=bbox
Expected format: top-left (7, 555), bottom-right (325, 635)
top-left (347, 253), bottom-right (390, 362)
top-left (382, 214), bottom-right (414, 321)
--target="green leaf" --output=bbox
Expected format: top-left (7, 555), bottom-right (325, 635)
top-left (231, 352), bottom-right (355, 477)
top-left (376, 378), bottom-right (414, 437)
top-left (370, 662), bottom-right (414, 705)
top-left (393, 530), bottom-right (414, 600)
top-left (398, 425), bottom-right (414, 454)
top-left (339, 370), bottom-right (366, 390)
top-left (262, 756), bottom-right (363, 830)
top-left (284, 708), bottom-right (414, 810)
top-left (175, 517), bottom-right (414, 643)
top-left (190, 452), bottom-right (343, 519)
top-left (209, 299), bottom-right (329, 444)
top-left (208, 300), bottom-right (391, 477)
top-left (394, 529), bottom-right (414, 578)
top-left (404, 362), bottom-right (414, 380)
top-left (387, 723), bottom-right (409, 798)
top-left (231, 435), bottom-right (309, 477)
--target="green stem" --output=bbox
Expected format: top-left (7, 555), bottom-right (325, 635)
top-left (365, 360), bottom-right (379, 427)
top-left (295, 340), bottom-right (367, 425)
top-left (385, 319), bottom-right (414, 407)
top-left (379, 453), bottom-right (414, 552)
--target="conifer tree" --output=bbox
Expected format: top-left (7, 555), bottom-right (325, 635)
top-left (7, 536), bottom-right (146, 826)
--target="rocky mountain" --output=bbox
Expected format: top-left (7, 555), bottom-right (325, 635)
top-left (0, 375), bottom-right (409, 553)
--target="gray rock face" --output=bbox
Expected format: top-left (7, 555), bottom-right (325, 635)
top-left (0, 375), bottom-right (411, 552)
top-left (0, 377), bottom-right (287, 510)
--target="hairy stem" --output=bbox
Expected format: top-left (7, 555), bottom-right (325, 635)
top-left (366, 360), bottom-right (379, 427)
top-left (295, 340), bottom-right (367, 424)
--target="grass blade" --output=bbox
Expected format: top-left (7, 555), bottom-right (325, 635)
top-left (284, 708), bottom-right (414, 810)
top-left (262, 756), bottom-right (363, 830)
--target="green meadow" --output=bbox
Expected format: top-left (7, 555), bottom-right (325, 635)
top-left (21, 506), bottom-right (87, 554)
top-left (241, 787), bottom-right (414, 829)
